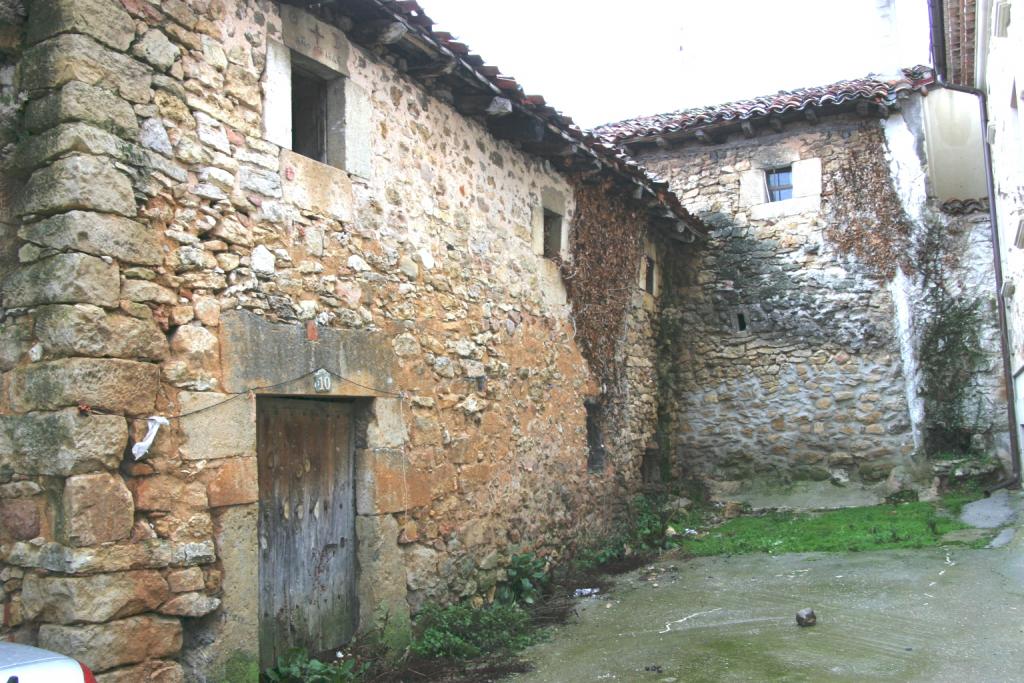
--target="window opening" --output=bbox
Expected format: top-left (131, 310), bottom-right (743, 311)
top-left (737, 312), bottom-right (747, 331)
top-left (292, 63), bottom-right (328, 163)
top-left (765, 166), bottom-right (793, 202)
top-left (643, 256), bottom-right (656, 294)
top-left (585, 402), bottom-right (606, 472)
top-left (543, 209), bottom-right (563, 259)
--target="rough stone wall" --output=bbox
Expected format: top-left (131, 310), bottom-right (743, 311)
top-left (0, 0), bottom-right (661, 680)
top-left (638, 107), bottom-right (1008, 494)
top-left (639, 116), bottom-right (919, 492)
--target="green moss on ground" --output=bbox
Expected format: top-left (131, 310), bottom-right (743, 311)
top-left (670, 493), bottom-right (990, 556)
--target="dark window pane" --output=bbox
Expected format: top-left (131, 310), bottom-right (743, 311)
top-left (292, 68), bottom-right (327, 163)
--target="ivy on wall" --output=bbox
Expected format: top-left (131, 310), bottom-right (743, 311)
top-left (824, 122), bottom-right (993, 456)
top-left (562, 176), bottom-right (647, 385)
top-left (824, 125), bottom-right (914, 279)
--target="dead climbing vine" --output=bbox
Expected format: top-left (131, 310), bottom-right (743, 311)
top-left (824, 124), bottom-right (914, 278)
top-left (562, 176), bottom-right (647, 385)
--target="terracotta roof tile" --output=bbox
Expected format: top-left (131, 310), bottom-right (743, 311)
top-left (592, 68), bottom-right (936, 143)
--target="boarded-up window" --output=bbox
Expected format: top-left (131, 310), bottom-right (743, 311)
top-left (543, 209), bottom-right (563, 259)
top-left (585, 402), bottom-right (605, 472)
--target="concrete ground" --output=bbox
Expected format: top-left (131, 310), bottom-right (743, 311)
top-left (513, 491), bottom-right (1023, 683)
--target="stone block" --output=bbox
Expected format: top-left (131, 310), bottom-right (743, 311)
top-left (95, 660), bottom-right (184, 683)
top-left (197, 504), bottom-right (258, 681)
top-left (0, 409), bottom-right (127, 476)
top-left (6, 538), bottom-right (216, 574)
top-left (38, 615), bottom-right (182, 673)
top-left (281, 5), bottom-right (349, 75)
top-left (61, 472), bottom-right (134, 546)
top-left (12, 123), bottom-right (129, 174)
top-left (0, 316), bottom-right (31, 371)
top-left (131, 29), bottom-right (180, 72)
top-left (25, 81), bottom-right (139, 139)
top-left (179, 392), bottom-right (255, 460)
top-left (207, 457), bottom-right (257, 507)
top-left (164, 324), bottom-right (220, 388)
top-left (355, 448), bottom-right (433, 514)
top-left (22, 34), bottom-right (152, 104)
top-left (366, 398), bottom-right (408, 448)
top-left (7, 358), bottom-right (159, 414)
top-left (0, 498), bottom-right (41, 540)
top-left (130, 476), bottom-right (208, 512)
top-left (158, 591), bottom-right (220, 617)
top-left (121, 279), bottom-right (177, 305)
top-left (35, 304), bottom-right (168, 361)
top-left (166, 567), bottom-right (204, 593)
top-left (21, 155), bottom-right (136, 218)
top-left (219, 310), bottom-right (396, 397)
top-left (19, 211), bottom-right (161, 265)
top-left (27, 0), bottom-right (135, 51)
top-left (21, 570), bottom-right (169, 624)
top-left (2, 253), bottom-right (119, 308)
top-left (356, 514), bottom-right (411, 645)
top-left (281, 150), bottom-right (353, 222)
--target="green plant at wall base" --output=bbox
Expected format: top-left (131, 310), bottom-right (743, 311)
top-left (410, 603), bottom-right (538, 660)
top-left (495, 552), bottom-right (550, 605)
top-left (263, 649), bottom-right (367, 683)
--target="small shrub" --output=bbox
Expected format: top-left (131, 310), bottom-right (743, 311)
top-left (410, 603), bottom-right (537, 660)
top-left (496, 552), bottom-right (549, 605)
top-left (263, 649), bottom-right (366, 683)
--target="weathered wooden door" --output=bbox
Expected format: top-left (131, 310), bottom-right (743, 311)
top-left (257, 397), bottom-right (357, 667)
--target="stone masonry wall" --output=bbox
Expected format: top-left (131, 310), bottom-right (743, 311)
top-left (639, 116), bottom-right (919, 493)
top-left (0, 0), bottom-right (663, 680)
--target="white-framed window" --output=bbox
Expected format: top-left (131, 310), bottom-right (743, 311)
top-left (739, 157), bottom-right (822, 218)
top-left (764, 166), bottom-right (794, 202)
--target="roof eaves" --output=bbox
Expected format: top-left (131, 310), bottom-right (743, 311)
top-left (282, 0), bottom-right (708, 238)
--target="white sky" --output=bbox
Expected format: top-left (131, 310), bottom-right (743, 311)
top-left (418, 0), bottom-right (932, 129)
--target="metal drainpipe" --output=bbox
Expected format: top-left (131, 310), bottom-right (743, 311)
top-left (930, 78), bottom-right (1022, 492)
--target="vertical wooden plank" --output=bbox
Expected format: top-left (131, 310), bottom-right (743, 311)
top-left (258, 398), bottom-right (356, 668)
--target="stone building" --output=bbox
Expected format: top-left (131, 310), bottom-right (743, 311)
top-left (0, 0), bottom-right (705, 679)
top-left (596, 69), bottom-right (1011, 500)
top-left (930, 0), bottom-right (1024, 487)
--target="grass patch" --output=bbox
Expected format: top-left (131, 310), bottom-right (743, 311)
top-left (671, 499), bottom-right (986, 557)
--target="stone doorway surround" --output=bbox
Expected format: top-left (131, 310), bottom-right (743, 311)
top-left (187, 310), bottom-right (410, 678)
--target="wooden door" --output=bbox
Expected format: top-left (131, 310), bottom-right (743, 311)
top-left (257, 397), bottom-right (357, 667)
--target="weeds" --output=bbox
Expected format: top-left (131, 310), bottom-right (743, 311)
top-left (495, 552), bottom-right (549, 606)
top-left (264, 648), bottom-right (367, 683)
top-left (409, 602), bottom-right (540, 661)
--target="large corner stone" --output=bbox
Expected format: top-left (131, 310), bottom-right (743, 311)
top-left (8, 358), bottom-right (159, 414)
top-left (22, 570), bottom-right (169, 624)
top-left (20, 211), bottom-right (161, 266)
top-left (22, 34), bottom-right (152, 104)
top-left (0, 316), bottom-right (31, 371)
top-left (27, 0), bottom-right (135, 51)
top-left (3, 252), bottom-right (119, 308)
top-left (38, 615), bottom-right (182, 673)
top-left (25, 81), bottom-right (139, 139)
top-left (61, 472), bottom-right (134, 546)
top-left (21, 155), bottom-right (136, 218)
top-left (12, 123), bottom-right (130, 174)
top-left (36, 304), bottom-right (168, 361)
top-left (0, 408), bottom-right (127, 476)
